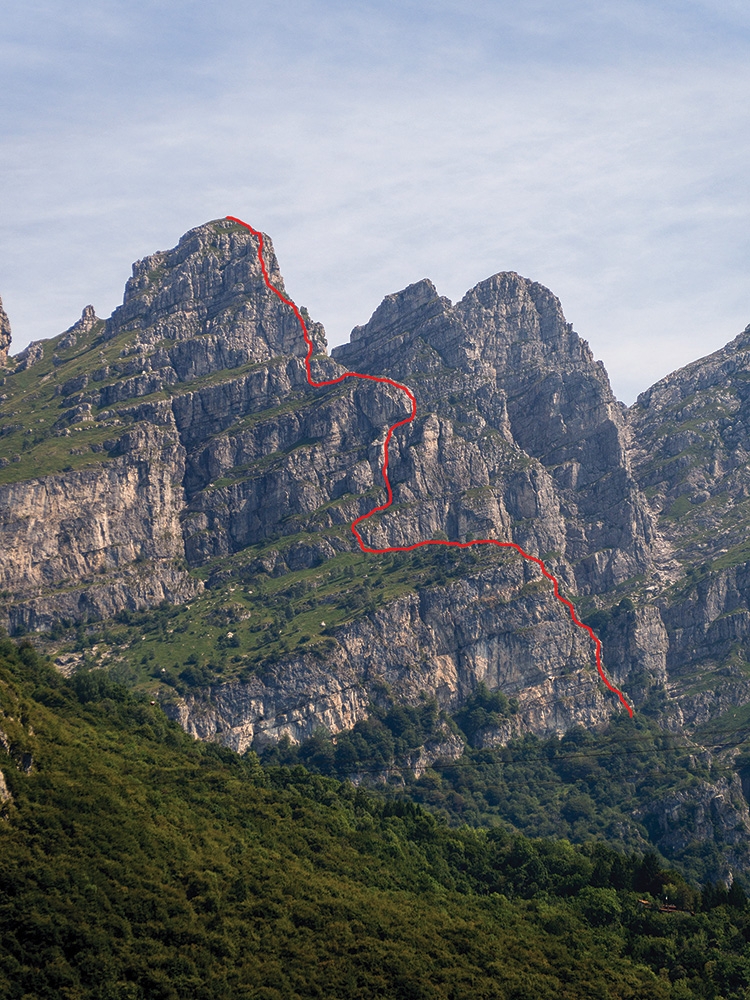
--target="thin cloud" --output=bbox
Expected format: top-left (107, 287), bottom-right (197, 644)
top-left (1, 2), bottom-right (749, 404)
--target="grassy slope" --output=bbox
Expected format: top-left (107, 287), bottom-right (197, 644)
top-left (5, 638), bottom-right (750, 999)
top-left (43, 542), bottom-right (521, 692)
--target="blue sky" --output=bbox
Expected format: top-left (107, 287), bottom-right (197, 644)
top-left (2, 0), bottom-right (749, 403)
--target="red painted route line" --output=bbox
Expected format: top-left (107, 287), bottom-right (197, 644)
top-left (226, 215), bottom-right (634, 718)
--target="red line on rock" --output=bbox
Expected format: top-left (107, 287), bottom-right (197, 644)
top-left (226, 215), bottom-right (634, 718)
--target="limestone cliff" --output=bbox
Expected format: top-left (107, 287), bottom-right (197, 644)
top-left (165, 559), bottom-right (615, 752)
top-left (629, 324), bottom-right (750, 567)
top-left (0, 219), bottom-right (313, 632)
top-left (0, 415), bottom-right (199, 634)
top-left (2, 217), bottom-right (750, 757)
top-left (334, 272), bottom-right (658, 595)
top-left (627, 327), bottom-right (750, 730)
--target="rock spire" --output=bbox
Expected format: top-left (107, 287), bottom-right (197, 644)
top-left (0, 295), bottom-right (10, 367)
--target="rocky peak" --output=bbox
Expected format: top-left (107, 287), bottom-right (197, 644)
top-left (103, 218), bottom-right (326, 366)
top-left (58, 305), bottom-right (99, 350)
top-left (334, 272), bottom-right (590, 377)
top-left (627, 319), bottom-right (750, 572)
top-left (333, 279), bottom-right (450, 376)
top-left (450, 272), bottom-right (593, 371)
top-left (418, 274), bottom-right (624, 480)
top-left (350, 280), bottom-right (448, 344)
top-left (634, 323), bottom-right (750, 414)
top-left (0, 295), bottom-right (10, 367)
top-left (332, 268), bottom-right (656, 593)
top-left (337, 269), bottom-right (604, 387)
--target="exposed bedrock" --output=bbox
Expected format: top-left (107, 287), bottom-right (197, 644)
top-left (163, 562), bottom-right (640, 753)
top-left (4, 217), bottom-right (750, 745)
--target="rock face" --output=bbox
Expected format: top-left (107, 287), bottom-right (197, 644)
top-left (334, 272), bottom-right (658, 595)
top-left (629, 325), bottom-right (750, 567)
top-left (635, 772), bottom-right (750, 874)
top-left (15, 341), bottom-right (44, 371)
top-left (102, 221), bottom-right (324, 366)
top-left (0, 296), bottom-right (10, 368)
top-left (0, 414), bottom-right (200, 633)
top-left (166, 560), bottom-right (616, 753)
top-left (0, 219), bottom-right (316, 633)
top-left (627, 326), bottom-right (750, 729)
top-left (0, 771), bottom-right (11, 805)
top-left (2, 216), bottom-right (750, 758)
top-left (58, 305), bottom-right (99, 351)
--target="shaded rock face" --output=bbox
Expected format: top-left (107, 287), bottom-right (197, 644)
top-left (593, 605), bottom-right (669, 695)
top-left (635, 773), bottom-right (750, 874)
top-left (0, 296), bottom-right (10, 367)
top-left (626, 325), bottom-right (750, 722)
top-left (629, 325), bottom-right (750, 567)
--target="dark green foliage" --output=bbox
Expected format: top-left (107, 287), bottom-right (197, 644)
top-left (582, 597), bottom-right (635, 637)
top-left (453, 682), bottom-right (518, 742)
top-left (264, 704), bottom-right (736, 884)
top-left (263, 699), bottom-right (444, 776)
top-left (3, 638), bottom-right (750, 998)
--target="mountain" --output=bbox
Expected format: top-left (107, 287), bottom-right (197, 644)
top-left (0, 296), bottom-right (10, 368)
top-left (2, 217), bottom-right (750, 881)
top-left (629, 332), bottom-right (750, 731)
top-left (0, 220), bottom-right (661, 729)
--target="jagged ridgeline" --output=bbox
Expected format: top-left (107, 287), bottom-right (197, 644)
top-left (3, 219), bottom-right (750, 766)
top-left (0, 218), bottom-right (659, 737)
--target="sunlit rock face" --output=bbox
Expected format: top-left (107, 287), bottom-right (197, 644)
top-left (3, 217), bottom-right (750, 746)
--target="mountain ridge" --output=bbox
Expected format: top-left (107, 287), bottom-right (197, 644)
top-left (1, 217), bottom-right (749, 764)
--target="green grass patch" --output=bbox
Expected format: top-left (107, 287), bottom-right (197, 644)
top-left (41, 536), bottom-right (525, 693)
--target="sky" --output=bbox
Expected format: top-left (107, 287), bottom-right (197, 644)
top-left (2, 0), bottom-right (749, 405)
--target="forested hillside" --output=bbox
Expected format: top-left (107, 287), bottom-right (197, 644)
top-left (260, 684), bottom-right (750, 885)
top-left (2, 634), bottom-right (750, 999)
